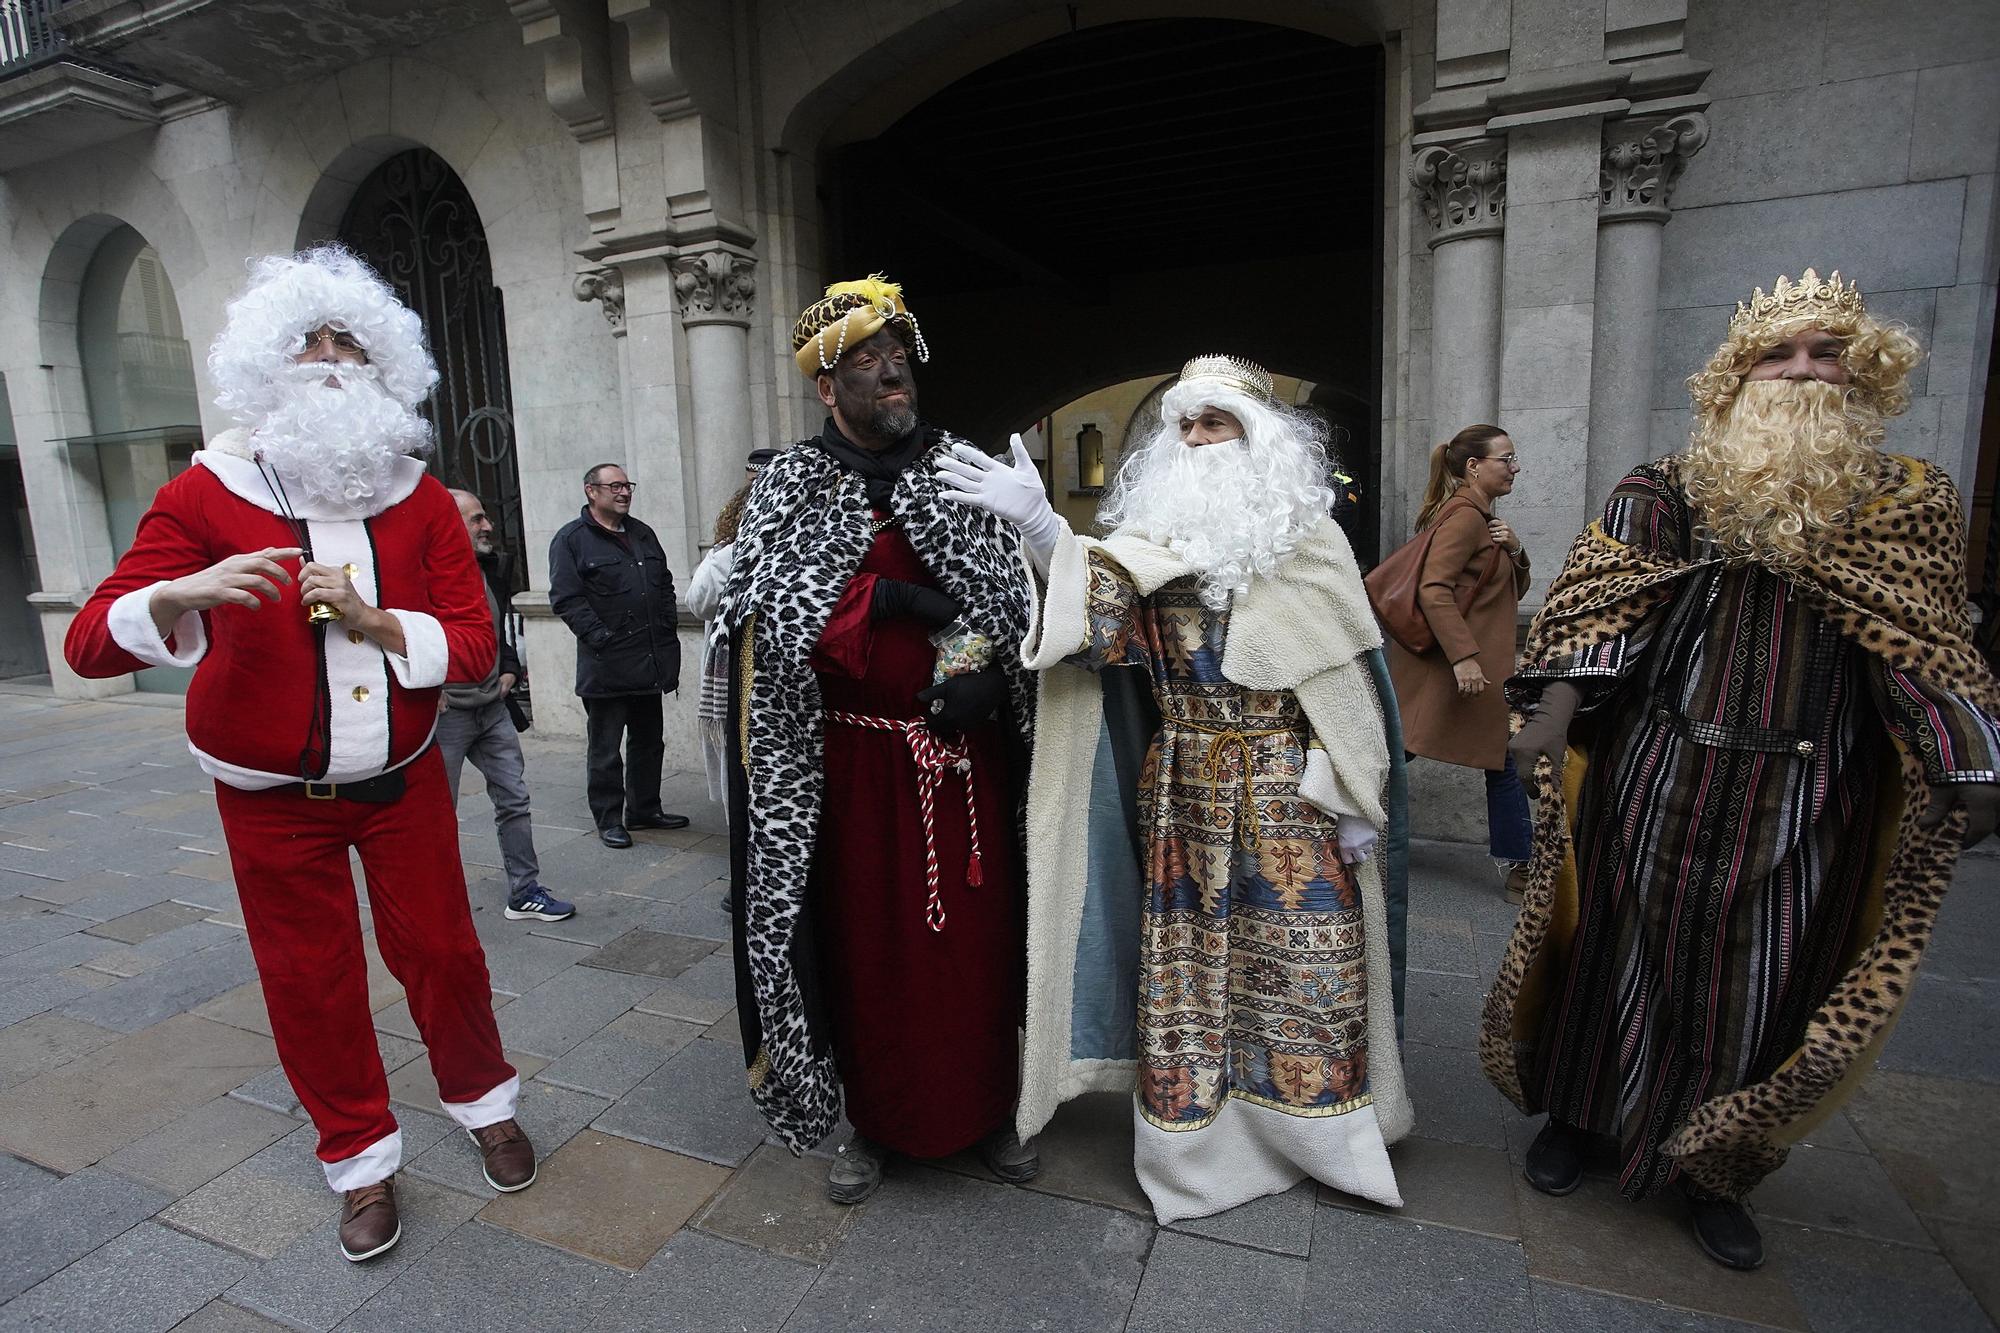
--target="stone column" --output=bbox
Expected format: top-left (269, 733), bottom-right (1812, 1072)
top-left (1587, 113), bottom-right (1709, 505)
top-left (671, 243), bottom-right (758, 549)
top-left (1411, 138), bottom-right (1508, 437)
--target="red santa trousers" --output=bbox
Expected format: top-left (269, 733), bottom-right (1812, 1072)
top-left (213, 748), bottom-right (517, 1191)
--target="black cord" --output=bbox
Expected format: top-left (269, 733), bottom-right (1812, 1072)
top-left (256, 459), bottom-right (333, 782)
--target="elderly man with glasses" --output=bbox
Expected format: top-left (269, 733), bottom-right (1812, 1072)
top-left (550, 462), bottom-right (689, 846)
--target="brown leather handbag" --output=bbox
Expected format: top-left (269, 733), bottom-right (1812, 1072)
top-left (1365, 496), bottom-right (1503, 655)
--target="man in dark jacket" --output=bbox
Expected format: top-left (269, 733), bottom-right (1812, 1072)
top-left (549, 463), bottom-right (687, 847)
top-left (439, 490), bottom-right (573, 921)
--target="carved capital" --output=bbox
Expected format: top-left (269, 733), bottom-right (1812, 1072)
top-left (510, 0), bottom-right (614, 143)
top-left (1410, 139), bottom-right (1507, 247)
top-left (671, 248), bottom-right (756, 325)
top-left (1600, 113), bottom-right (1710, 222)
top-left (573, 267), bottom-right (625, 330)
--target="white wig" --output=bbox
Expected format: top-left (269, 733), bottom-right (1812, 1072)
top-left (208, 246), bottom-right (438, 425)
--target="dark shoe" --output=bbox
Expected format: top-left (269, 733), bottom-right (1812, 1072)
top-left (505, 886), bottom-right (576, 922)
top-left (338, 1176), bottom-right (401, 1261)
top-left (978, 1126), bottom-right (1040, 1183)
top-left (1523, 1119), bottom-right (1587, 1196)
top-left (1685, 1186), bottom-right (1765, 1270)
top-left (827, 1135), bottom-right (887, 1205)
top-left (469, 1118), bottom-right (537, 1192)
top-left (599, 824), bottom-right (633, 849)
top-left (628, 812), bottom-right (691, 831)
top-left (1498, 860), bottom-right (1530, 905)
top-left (719, 891), bottom-right (735, 914)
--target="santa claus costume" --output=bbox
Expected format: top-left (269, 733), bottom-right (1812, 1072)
top-left (64, 248), bottom-right (531, 1261)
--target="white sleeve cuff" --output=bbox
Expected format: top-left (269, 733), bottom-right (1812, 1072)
top-left (382, 609), bottom-right (449, 689)
top-left (107, 582), bottom-right (207, 669)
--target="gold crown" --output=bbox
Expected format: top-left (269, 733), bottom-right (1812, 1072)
top-left (1177, 353), bottom-right (1275, 404)
top-left (1726, 268), bottom-right (1867, 341)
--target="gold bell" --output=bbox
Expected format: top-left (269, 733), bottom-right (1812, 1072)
top-left (307, 602), bottom-right (344, 625)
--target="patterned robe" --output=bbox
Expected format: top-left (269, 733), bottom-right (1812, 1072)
top-left (1503, 461), bottom-right (2000, 1198)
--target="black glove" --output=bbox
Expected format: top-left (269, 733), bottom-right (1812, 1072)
top-left (871, 578), bottom-right (962, 628)
top-left (915, 667), bottom-right (1007, 736)
top-left (1508, 681), bottom-right (1582, 791)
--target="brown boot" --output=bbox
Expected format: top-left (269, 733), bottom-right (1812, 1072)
top-left (1498, 859), bottom-right (1530, 905)
top-left (338, 1176), bottom-right (401, 1262)
top-left (469, 1118), bottom-right (537, 1192)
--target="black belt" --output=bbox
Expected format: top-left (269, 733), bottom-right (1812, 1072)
top-left (286, 766), bottom-right (410, 803)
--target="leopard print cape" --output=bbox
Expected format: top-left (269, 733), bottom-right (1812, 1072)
top-left (718, 427), bottom-right (1034, 1154)
top-left (1483, 453), bottom-right (2000, 1198)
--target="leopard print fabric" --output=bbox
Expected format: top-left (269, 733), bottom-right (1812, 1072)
top-left (1483, 453), bottom-right (1999, 1198)
top-left (719, 428), bottom-right (1034, 1154)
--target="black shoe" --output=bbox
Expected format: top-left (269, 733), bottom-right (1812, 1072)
top-left (1523, 1119), bottom-right (1587, 1196)
top-left (628, 812), bottom-right (691, 831)
top-left (598, 824), bottom-right (633, 848)
top-left (718, 893), bottom-right (735, 914)
top-left (1685, 1186), bottom-right (1765, 1270)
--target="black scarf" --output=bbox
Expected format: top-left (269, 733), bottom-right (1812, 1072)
top-left (809, 417), bottom-right (927, 509)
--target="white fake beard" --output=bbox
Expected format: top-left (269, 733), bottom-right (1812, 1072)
top-left (1101, 426), bottom-right (1327, 611)
top-left (253, 361), bottom-right (432, 511)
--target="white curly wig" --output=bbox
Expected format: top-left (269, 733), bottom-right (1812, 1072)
top-left (208, 246), bottom-right (438, 424)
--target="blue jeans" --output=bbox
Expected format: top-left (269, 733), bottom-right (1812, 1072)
top-left (1486, 754), bottom-right (1533, 864)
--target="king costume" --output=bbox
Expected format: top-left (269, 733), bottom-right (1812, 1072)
top-left (719, 278), bottom-right (1035, 1189)
top-left (64, 249), bottom-right (531, 1261)
top-left (1489, 270), bottom-right (2000, 1265)
top-left (943, 356), bottom-right (1415, 1223)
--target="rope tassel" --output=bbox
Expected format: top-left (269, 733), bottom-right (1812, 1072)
top-left (828, 711), bottom-right (983, 933)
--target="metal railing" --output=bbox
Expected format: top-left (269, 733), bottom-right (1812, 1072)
top-left (0, 0), bottom-right (66, 73)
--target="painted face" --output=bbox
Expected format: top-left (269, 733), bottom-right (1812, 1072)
top-left (819, 327), bottom-right (919, 443)
top-left (1745, 328), bottom-right (1849, 385)
top-left (1178, 405), bottom-right (1243, 447)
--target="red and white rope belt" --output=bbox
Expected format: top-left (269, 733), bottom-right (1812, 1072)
top-left (825, 710), bottom-right (983, 932)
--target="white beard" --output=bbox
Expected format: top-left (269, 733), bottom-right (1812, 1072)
top-left (1100, 426), bottom-right (1329, 611)
top-left (252, 361), bottom-right (432, 512)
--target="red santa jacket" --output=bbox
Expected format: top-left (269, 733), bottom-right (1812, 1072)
top-left (64, 437), bottom-right (495, 789)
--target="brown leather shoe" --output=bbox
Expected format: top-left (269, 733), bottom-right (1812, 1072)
top-left (338, 1176), bottom-right (401, 1262)
top-left (469, 1118), bottom-right (537, 1192)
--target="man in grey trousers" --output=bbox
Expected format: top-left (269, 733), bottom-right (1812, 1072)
top-left (438, 490), bottom-right (575, 922)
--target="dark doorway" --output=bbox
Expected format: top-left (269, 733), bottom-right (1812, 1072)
top-left (338, 147), bottom-right (525, 587)
top-left (824, 18), bottom-right (1383, 557)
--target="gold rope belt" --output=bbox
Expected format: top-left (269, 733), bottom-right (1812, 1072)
top-left (1164, 715), bottom-right (1302, 852)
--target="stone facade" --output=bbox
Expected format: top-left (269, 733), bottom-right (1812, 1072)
top-left (0, 1), bottom-right (1994, 835)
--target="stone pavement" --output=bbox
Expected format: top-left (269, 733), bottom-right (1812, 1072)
top-left (0, 683), bottom-right (1994, 1333)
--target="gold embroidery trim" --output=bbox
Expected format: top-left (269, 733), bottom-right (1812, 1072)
top-left (736, 610), bottom-right (758, 773)
top-left (1140, 1088), bottom-right (1374, 1133)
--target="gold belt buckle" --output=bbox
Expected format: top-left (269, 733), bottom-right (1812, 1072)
top-left (303, 781), bottom-right (338, 800)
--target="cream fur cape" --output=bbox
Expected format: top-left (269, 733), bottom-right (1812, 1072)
top-left (1013, 514), bottom-right (1415, 1146)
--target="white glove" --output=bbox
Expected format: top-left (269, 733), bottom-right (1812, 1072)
top-left (1336, 814), bottom-right (1378, 866)
top-left (935, 434), bottom-right (1063, 572)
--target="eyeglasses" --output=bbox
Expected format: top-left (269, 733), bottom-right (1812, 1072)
top-left (300, 326), bottom-right (366, 355)
top-left (589, 481), bottom-right (637, 494)
top-left (1475, 453), bottom-right (1521, 468)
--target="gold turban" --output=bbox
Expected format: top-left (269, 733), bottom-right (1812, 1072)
top-left (791, 274), bottom-right (929, 377)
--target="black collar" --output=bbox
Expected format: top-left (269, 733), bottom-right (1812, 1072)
top-left (809, 417), bottom-right (928, 508)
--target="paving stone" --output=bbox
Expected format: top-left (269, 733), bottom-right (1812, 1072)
top-left (786, 1165), bottom-right (1151, 1333)
top-left (7, 870), bottom-right (144, 910)
top-left (0, 909), bottom-right (91, 956)
top-left (230, 1031), bottom-right (423, 1119)
top-left (0, 928), bottom-right (115, 990)
top-left (1160, 1177), bottom-right (1315, 1256)
top-left (599, 1228), bottom-right (816, 1333)
top-left (85, 900), bottom-right (214, 945)
top-left (1752, 1141), bottom-right (1934, 1247)
top-left (641, 894), bottom-right (731, 943)
top-left (1511, 1169), bottom-right (1806, 1328)
top-left (59, 936), bottom-right (260, 1033)
top-left (1406, 911), bottom-right (1480, 978)
top-left (1927, 1217), bottom-right (2000, 1327)
top-left (0, 1220), bottom-right (249, 1332)
top-left (579, 927), bottom-right (716, 980)
top-left (479, 1129), bottom-right (728, 1269)
top-left (132, 920), bottom-right (243, 962)
top-left (161, 1124), bottom-right (340, 1259)
top-left (537, 1009), bottom-right (702, 1099)
top-left (0, 1164), bottom-right (173, 1302)
top-left (1400, 1040), bottom-right (1512, 1150)
top-left (617, 852), bottom-right (732, 905)
top-left (1882, 975), bottom-right (2000, 1083)
top-left (339, 1219), bottom-right (625, 1330)
top-left (102, 1094), bottom-right (302, 1198)
top-left (1845, 1069), bottom-right (2000, 1227)
top-left (701, 1009), bottom-right (742, 1048)
top-left (0, 1013), bottom-right (276, 1173)
top-left (372, 989), bottom-right (508, 1042)
top-left (1529, 1280), bottom-right (1775, 1330)
top-left (591, 1036), bottom-right (768, 1168)
top-left (1020, 1089), bottom-right (1150, 1214)
top-left (166, 1299), bottom-right (289, 1331)
top-left (693, 1142), bottom-right (858, 1264)
top-left (192, 981), bottom-right (272, 1036)
top-left (387, 1048), bottom-right (547, 1114)
top-left (1796, 1107), bottom-right (1870, 1156)
top-left (1403, 967), bottom-right (1488, 1051)
top-left (1126, 1229), bottom-right (1309, 1331)
top-left (492, 965), bottom-right (660, 1059)
top-left (1322, 1134), bottom-right (1521, 1240)
top-left (0, 1010), bottom-right (120, 1090)
top-left (226, 1173), bottom-right (485, 1331)
top-left (1767, 1222), bottom-right (1990, 1333)
top-left (1307, 1206), bottom-right (1533, 1332)
top-left (406, 1081), bottom-right (608, 1198)
top-left (58, 873), bottom-right (193, 921)
top-left (633, 951), bottom-right (736, 1025)
top-left (461, 921), bottom-right (595, 996)
top-left (525, 890), bottom-right (657, 947)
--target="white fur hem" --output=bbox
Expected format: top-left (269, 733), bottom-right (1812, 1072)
top-left (322, 1129), bottom-right (402, 1191)
top-left (440, 1073), bottom-right (519, 1130)
top-left (107, 583), bottom-right (206, 669)
top-left (1134, 1095), bottom-right (1401, 1225)
top-left (383, 610), bottom-right (449, 689)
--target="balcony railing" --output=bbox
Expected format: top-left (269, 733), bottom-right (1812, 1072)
top-left (0, 0), bottom-right (67, 74)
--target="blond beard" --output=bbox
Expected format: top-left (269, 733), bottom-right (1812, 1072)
top-left (1682, 379), bottom-right (1885, 570)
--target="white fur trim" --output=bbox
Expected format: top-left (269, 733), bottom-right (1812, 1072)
top-left (322, 1128), bottom-right (402, 1192)
top-left (382, 610), bottom-right (448, 689)
top-left (191, 719), bottom-right (436, 791)
top-left (106, 582), bottom-right (207, 670)
top-left (1019, 520), bottom-right (1088, 672)
top-left (1134, 1094), bottom-right (1401, 1224)
top-left (440, 1073), bottom-right (520, 1130)
top-left (194, 438), bottom-right (424, 521)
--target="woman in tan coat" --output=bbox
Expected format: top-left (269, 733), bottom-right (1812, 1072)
top-left (1386, 424), bottom-right (1533, 897)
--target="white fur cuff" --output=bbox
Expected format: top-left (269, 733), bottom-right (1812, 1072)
top-left (107, 583), bottom-right (207, 670)
top-left (382, 609), bottom-right (449, 689)
top-left (440, 1073), bottom-right (520, 1130)
top-left (1298, 747), bottom-right (1348, 818)
top-left (322, 1128), bottom-right (402, 1192)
